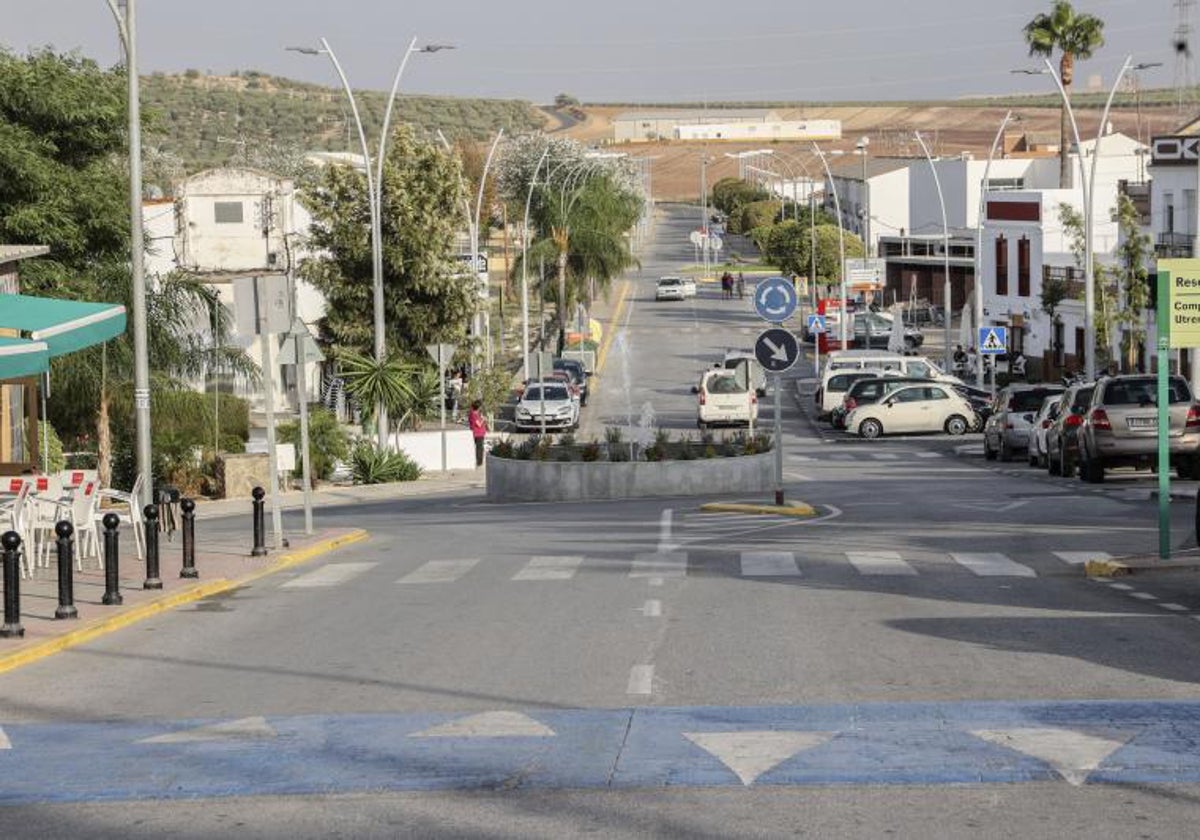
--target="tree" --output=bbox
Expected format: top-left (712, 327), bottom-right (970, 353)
top-left (554, 93), bottom-right (580, 108)
top-left (1023, 1), bottom-right (1106, 188)
top-left (760, 221), bottom-right (864, 285)
top-left (302, 124), bottom-right (472, 359)
top-left (0, 50), bottom-right (252, 486)
top-left (1113, 193), bottom-right (1153, 371)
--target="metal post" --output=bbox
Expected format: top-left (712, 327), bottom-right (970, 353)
top-left (180, 497), bottom-right (198, 578)
top-left (142, 504), bottom-right (161, 590)
top-left (125, 0), bottom-right (152, 513)
top-left (102, 513), bottom-right (123, 605)
top-left (773, 374), bottom-right (784, 506)
top-left (438, 345), bottom-right (448, 471)
top-left (295, 330), bottom-right (314, 536)
top-left (1, 531), bottom-right (24, 637)
top-left (54, 521), bottom-right (78, 620)
top-left (257, 279), bottom-right (285, 551)
top-left (1158, 269), bottom-right (1172, 560)
top-left (914, 132), bottom-right (954, 374)
top-left (251, 486), bottom-right (268, 557)
top-left (812, 144), bottom-right (847, 350)
top-left (976, 111), bottom-right (1014, 389)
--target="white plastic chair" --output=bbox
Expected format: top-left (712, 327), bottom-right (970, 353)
top-left (29, 474), bottom-right (68, 570)
top-left (97, 473), bottom-right (144, 561)
top-left (0, 482), bottom-right (34, 579)
top-left (68, 480), bottom-right (101, 570)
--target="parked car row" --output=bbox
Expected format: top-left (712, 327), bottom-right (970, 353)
top-left (513, 357), bottom-right (592, 433)
top-left (814, 350), bottom-right (983, 439)
top-left (983, 375), bottom-right (1200, 483)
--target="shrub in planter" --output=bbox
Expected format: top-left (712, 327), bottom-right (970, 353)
top-left (277, 407), bottom-right (349, 482)
top-left (350, 442), bottom-right (422, 484)
top-left (644, 429), bottom-right (671, 462)
top-left (581, 439), bottom-right (603, 462)
top-left (491, 438), bottom-right (516, 459)
top-left (677, 437), bottom-right (696, 460)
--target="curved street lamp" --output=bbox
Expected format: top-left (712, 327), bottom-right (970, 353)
top-left (287, 38), bottom-right (454, 444)
top-left (913, 131), bottom-right (954, 375)
top-left (812, 143), bottom-right (848, 349)
top-left (974, 110), bottom-right (1020, 388)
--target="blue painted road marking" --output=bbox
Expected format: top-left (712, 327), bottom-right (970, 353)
top-left (5, 701), bottom-right (1200, 802)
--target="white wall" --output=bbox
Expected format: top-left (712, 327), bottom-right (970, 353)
top-left (832, 167), bottom-right (910, 253)
top-left (676, 120), bottom-right (841, 142)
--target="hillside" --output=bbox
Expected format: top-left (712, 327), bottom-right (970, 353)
top-left (141, 71), bottom-right (544, 172)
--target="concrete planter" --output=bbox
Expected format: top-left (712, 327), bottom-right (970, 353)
top-left (485, 451), bottom-right (774, 502)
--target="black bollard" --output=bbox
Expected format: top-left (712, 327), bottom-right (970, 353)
top-left (1, 531), bottom-right (24, 638)
top-left (251, 486), bottom-right (268, 557)
top-left (54, 521), bottom-right (78, 620)
top-left (180, 497), bottom-right (198, 579)
top-left (102, 512), bottom-right (123, 606)
top-left (143, 504), bottom-right (162, 590)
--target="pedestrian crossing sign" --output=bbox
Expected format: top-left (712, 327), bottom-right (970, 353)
top-left (979, 326), bottom-right (1007, 355)
top-left (807, 314), bottom-right (826, 335)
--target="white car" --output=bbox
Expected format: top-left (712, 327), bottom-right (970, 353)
top-left (655, 277), bottom-right (688, 300)
top-left (694, 369), bottom-right (758, 430)
top-left (514, 383), bottom-right (579, 432)
top-left (1028, 393), bottom-right (1062, 468)
top-left (680, 277), bottom-right (697, 297)
top-left (845, 383), bottom-right (975, 439)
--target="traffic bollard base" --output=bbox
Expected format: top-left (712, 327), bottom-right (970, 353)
top-left (54, 605), bottom-right (79, 620)
top-left (180, 567), bottom-right (199, 579)
top-left (101, 591), bottom-right (124, 606)
top-left (251, 546), bottom-right (269, 557)
top-left (0, 623), bottom-right (24, 638)
top-left (143, 578), bottom-right (163, 590)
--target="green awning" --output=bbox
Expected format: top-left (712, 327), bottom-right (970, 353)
top-left (0, 293), bottom-right (126, 356)
top-left (0, 336), bottom-right (49, 380)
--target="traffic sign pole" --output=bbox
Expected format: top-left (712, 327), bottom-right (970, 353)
top-left (774, 374), bottom-right (784, 506)
top-left (1157, 268), bottom-right (1171, 560)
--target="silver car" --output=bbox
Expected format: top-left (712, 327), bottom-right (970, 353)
top-left (514, 383), bottom-right (579, 432)
top-left (983, 384), bottom-right (1065, 461)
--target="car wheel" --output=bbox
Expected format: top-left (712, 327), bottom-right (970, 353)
top-left (984, 435), bottom-right (997, 461)
top-left (999, 439), bottom-right (1013, 462)
top-left (1080, 448), bottom-right (1105, 483)
top-left (1048, 446), bottom-right (1061, 476)
top-left (859, 418), bottom-right (884, 440)
top-left (1060, 444), bottom-right (1075, 478)
top-left (945, 415), bottom-right (968, 436)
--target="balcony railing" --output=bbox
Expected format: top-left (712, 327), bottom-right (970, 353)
top-left (1042, 265), bottom-right (1084, 298)
top-left (1157, 232), bottom-right (1195, 259)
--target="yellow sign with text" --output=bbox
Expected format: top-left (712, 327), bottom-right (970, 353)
top-left (1161, 259), bottom-right (1200, 348)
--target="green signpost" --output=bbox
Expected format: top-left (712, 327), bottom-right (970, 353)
top-left (1157, 259), bottom-right (1200, 559)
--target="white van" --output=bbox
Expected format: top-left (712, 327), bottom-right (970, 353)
top-left (694, 369), bottom-right (758, 430)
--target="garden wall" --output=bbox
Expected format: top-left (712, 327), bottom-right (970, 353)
top-left (485, 451), bottom-right (774, 502)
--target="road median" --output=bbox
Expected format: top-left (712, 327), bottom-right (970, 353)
top-left (699, 501), bottom-right (817, 517)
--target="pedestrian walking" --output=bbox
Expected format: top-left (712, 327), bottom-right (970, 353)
top-left (468, 400), bottom-right (488, 468)
top-left (736, 272), bottom-right (745, 299)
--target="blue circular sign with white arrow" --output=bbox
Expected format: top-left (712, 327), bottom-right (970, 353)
top-left (754, 328), bottom-right (801, 373)
top-left (753, 277), bottom-right (798, 323)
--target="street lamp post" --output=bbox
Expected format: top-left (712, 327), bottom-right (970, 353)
top-left (812, 144), bottom-right (848, 349)
top-left (289, 38), bottom-right (452, 445)
top-left (520, 144), bottom-right (553, 380)
top-left (856, 136), bottom-right (871, 257)
top-left (1015, 56), bottom-right (1154, 381)
top-left (975, 110), bottom-right (1018, 388)
top-left (914, 131), bottom-right (954, 375)
top-left (104, 0), bottom-right (151, 508)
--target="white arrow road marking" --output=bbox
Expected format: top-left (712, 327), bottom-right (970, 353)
top-left (639, 599), bottom-right (662, 617)
top-left (972, 727), bottom-right (1132, 786)
top-left (139, 717), bottom-right (277, 744)
top-left (684, 731), bottom-right (832, 786)
top-left (952, 501), bottom-right (1029, 513)
top-left (0, 727), bottom-right (10, 750)
top-left (411, 711), bottom-right (556, 738)
top-left (282, 562), bottom-right (377, 589)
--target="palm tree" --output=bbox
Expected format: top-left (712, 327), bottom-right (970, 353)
top-left (1023, 1), bottom-right (1106, 189)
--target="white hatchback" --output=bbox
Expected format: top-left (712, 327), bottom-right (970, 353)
top-left (514, 383), bottom-right (579, 433)
top-left (845, 383), bottom-right (975, 439)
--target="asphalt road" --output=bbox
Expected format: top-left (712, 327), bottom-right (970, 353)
top-left (5, 205), bottom-right (1200, 837)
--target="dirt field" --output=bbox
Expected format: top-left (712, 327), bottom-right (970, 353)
top-left (548, 104), bottom-right (1184, 201)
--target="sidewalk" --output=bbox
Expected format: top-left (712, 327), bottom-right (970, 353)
top-left (0, 522), bottom-right (366, 674)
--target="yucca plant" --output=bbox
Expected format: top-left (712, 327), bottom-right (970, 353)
top-left (349, 441), bottom-right (422, 485)
top-left (336, 350), bottom-right (418, 440)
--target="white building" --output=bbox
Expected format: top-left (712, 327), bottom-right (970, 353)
top-left (143, 168), bottom-right (325, 419)
top-left (613, 109), bottom-right (779, 143)
top-left (825, 156), bottom-right (915, 257)
top-left (676, 119), bottom-right (841, 143)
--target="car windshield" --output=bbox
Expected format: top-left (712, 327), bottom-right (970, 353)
top-left (525, 386), bottom-right (568, 402)
top-left (658, 279), bottom-right (681, 287)
top-left (1104, 378), bottom-right (1191, 406)
top-left (1010, 389), bottom-right (1061, 412)
top-left (707, 375), bottom-right (744, 394)
top-left (1070, 387), bottom-right (1094, 409)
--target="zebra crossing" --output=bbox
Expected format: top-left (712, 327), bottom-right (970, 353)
top-left (278, 550), bottom-right (1117, 589)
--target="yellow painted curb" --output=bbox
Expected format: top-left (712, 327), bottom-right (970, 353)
top-left (593, 279), bottom-right (631, 379)
top-left (699, 502), bottom-right (817, 517)
top-left (0, 528), bottom-right (370, 675)
top-left (1085, 559), bottom-right (1131, 578)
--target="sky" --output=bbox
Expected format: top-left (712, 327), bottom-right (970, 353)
top-left (0, 0), bottom-right (1183, 103)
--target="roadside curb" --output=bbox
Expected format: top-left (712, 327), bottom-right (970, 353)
top-left (700, 501), bottom-right (817, 517)
top-left (593, 278), bottom-right (632, 379)
top-left (1085, 551), bottom-right (1200, 579)
top-left (0, 528), bottom-right (369, 675)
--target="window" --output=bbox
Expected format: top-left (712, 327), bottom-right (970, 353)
top-left (893, 388), bottom-right (926, 403)
top-left (995, 235), bottom-right (1008, 296)
top-left (1165, 192), bottom-right (1175, 233)
top-left (924, 387), bottom-right (949, 400)
top-left (907, 361), bottom-right (933, 378)
top-left (214, 201), bottom-right (244, 224)
top-left (1017, 237), bottom-right (1031, 297)
top-left (985, 177), bottom-right (1025, 191)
